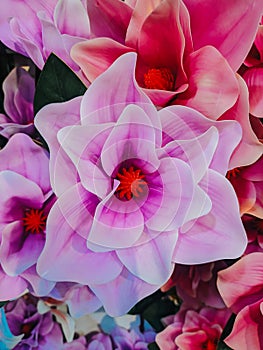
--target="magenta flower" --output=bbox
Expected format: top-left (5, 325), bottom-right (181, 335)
top-left (161, 261), bottom-right (227, 309)
top-left (242, 214), bottom-right (263, 254)
top-left (0, 133), bottom-right (55, 298)
top-left (156, 306), bottom-right (231, 350)
top-left (217, 252), bottom-right (263, 350)
top-left (0, 0), bottom-right (90, 70)
top-left (0, 67), bottom-right (35, 139)
top-left (35, 53), bottom-right (247, 316)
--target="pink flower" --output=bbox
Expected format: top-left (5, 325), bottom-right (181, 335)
top-left (243, 214), bottom-right (263, 254)
top-left (71, 0), bottom-right (240, 118)
top-left (0, 67), bottom-right (35, 139)
top-left (217, 252), bottom-right (263, 350)
top-left (35, 53), bottom-right (246, 316)
top-left (0, 0), bottom-right (90, 70)
top-left (156, 306), bottom-right (231, 350)
top-left (226, 156), bottom-right (263, 218)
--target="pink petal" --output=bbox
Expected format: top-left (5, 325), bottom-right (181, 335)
top-left (221, 75), bottom-right (263, 168)
top-left (183, 0), bottom-right (263, 70)
top-left (243, 67), bottom-right (263, 118)
top-left (87, 187), bottom-right (144, 250)
top-left (100, 105), bottom-right (160, 177)
top-left (0, 267), bottom-right (27, 300)
top-left (37, 198), bottom-right (123, 285)
top-left (217, 252), bottom-right (263, 312)
top-left (173, 170), bottom-right (247, 264)
top-left (230, 177), bottom-right (256, 215)
top-left (71, 38), bottom-right (134, 82)
top-left (22, 265), bottom-right (55, 296)
top-left (86, 0), bottom-right (133, 43)
top-left (35, 97), bottom-right (81, 196)
top-left (116, 231), bottom-right (176, 285)
top-left (176, 46), bottom-right (239, 119)
top-left (57, 124), bottom-right (113, 199)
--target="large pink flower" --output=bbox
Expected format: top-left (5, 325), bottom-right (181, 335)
top-left (0, 0), bottom-right (90, 70)
top-left (35, 53), bottom-right (247, 316)
top-left (71, 0), bottom-right (239, 118)
top-left (217, 253), bottom-right (263, 350)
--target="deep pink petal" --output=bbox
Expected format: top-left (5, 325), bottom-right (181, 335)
top-left (176, 46), bottom-right (239, 119)
top-left (86, 0), bottom-right (133, 43)
top-left (221, 75), bottom-right (263, 168)
top-left (35, 97), bottom-right (81, 196)
top-left (90, 267), bottom-right (159, 316)
top-left (37, 198), bottom-right (123, 285)
top-left (184, 0), bottom-right (263, 70)
top-left (173, 170), bottom-right (247, 264)
top-left (116, 231), bottom-right (176, 284)
top-left (230, 177), bottom-right (256, 215)
top-left (248, 182), bottom-right (263, 219)
top-left (243, 67), bottom-right (263, 118)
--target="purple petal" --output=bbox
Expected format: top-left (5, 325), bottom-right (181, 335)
top-left (117, 231), bottom-right (176, 284)
top-left (0, 221), bottom-right (45, 275)
top-left (22, 265), bottom-right (55, 296)
top-left (90, 268), bottom-right (159, 316)
top-left (0, 267), bottom-right (27, 300)
top-left (173, 170), bottom-right (247, 264)
top-left (0, 133), bottom-right (50, 195)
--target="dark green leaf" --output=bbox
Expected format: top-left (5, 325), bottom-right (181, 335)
top-left (216, 313), bottom-right (236, 350)
top-left (0, 301), bottom-right (8, 308)
top-left (148, 342), bottom-right (160, 350)
top-left (129, 290), bottom-right (164, 315)
top-left (34, 53), bottom-right (86, 114)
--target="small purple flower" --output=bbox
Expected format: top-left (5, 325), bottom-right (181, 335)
top-left (0, 67), bottom-right (35, 139)
top-left (0, 0), bottom-right (90, 70)
top-left (0, 133), bottom-right (55, 298)
top-left (35, 53), bottom-right (247, 316)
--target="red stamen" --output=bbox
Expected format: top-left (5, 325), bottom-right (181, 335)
top-left (22, 208), bottom-right (47, 234)
top-left (226, 167), bottom-right (241, 180)
top-left (143, 67), bottom-right (175, 91)
top-left (115, 166), bottom-right (146, 200)
top-left (205, 339), bottom-right (218, 350)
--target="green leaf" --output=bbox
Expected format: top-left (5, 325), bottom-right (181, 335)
top-left (216, 313), bottom-right (236, 350)
top-left (34, 53), bottom-right (86, 114)
top-left (216, 341), bottom-right (233, 350)
top-left (148, 342), bottom-right (160, 350)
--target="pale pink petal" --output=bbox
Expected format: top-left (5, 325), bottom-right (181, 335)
top-left (35, 97), bottom-right (81, 196)
top-left (22, 265), bottom-right (56, 296)
top-left (173, 170), bottom-right (247, 264)
top-left (37, 198), bottom-right (123, 285)
top-left (116, 231), bottom-right (176, 284)
top-left (0, 267), bottom-right (27, 300)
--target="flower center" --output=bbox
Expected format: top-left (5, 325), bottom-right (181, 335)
top-left (203, 339), bottom-right (218, 350)
top-left (226, 167), bottom-right (240, 180)
top-left (22, 208), bottom-right (47, 234)
top-left (115, 166), bottom-right (147, 200)
top-left (143, 67), bottom-right (175, 90)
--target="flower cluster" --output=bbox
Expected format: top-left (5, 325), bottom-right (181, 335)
top-left (0, 0), bottom-right (262, 349)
